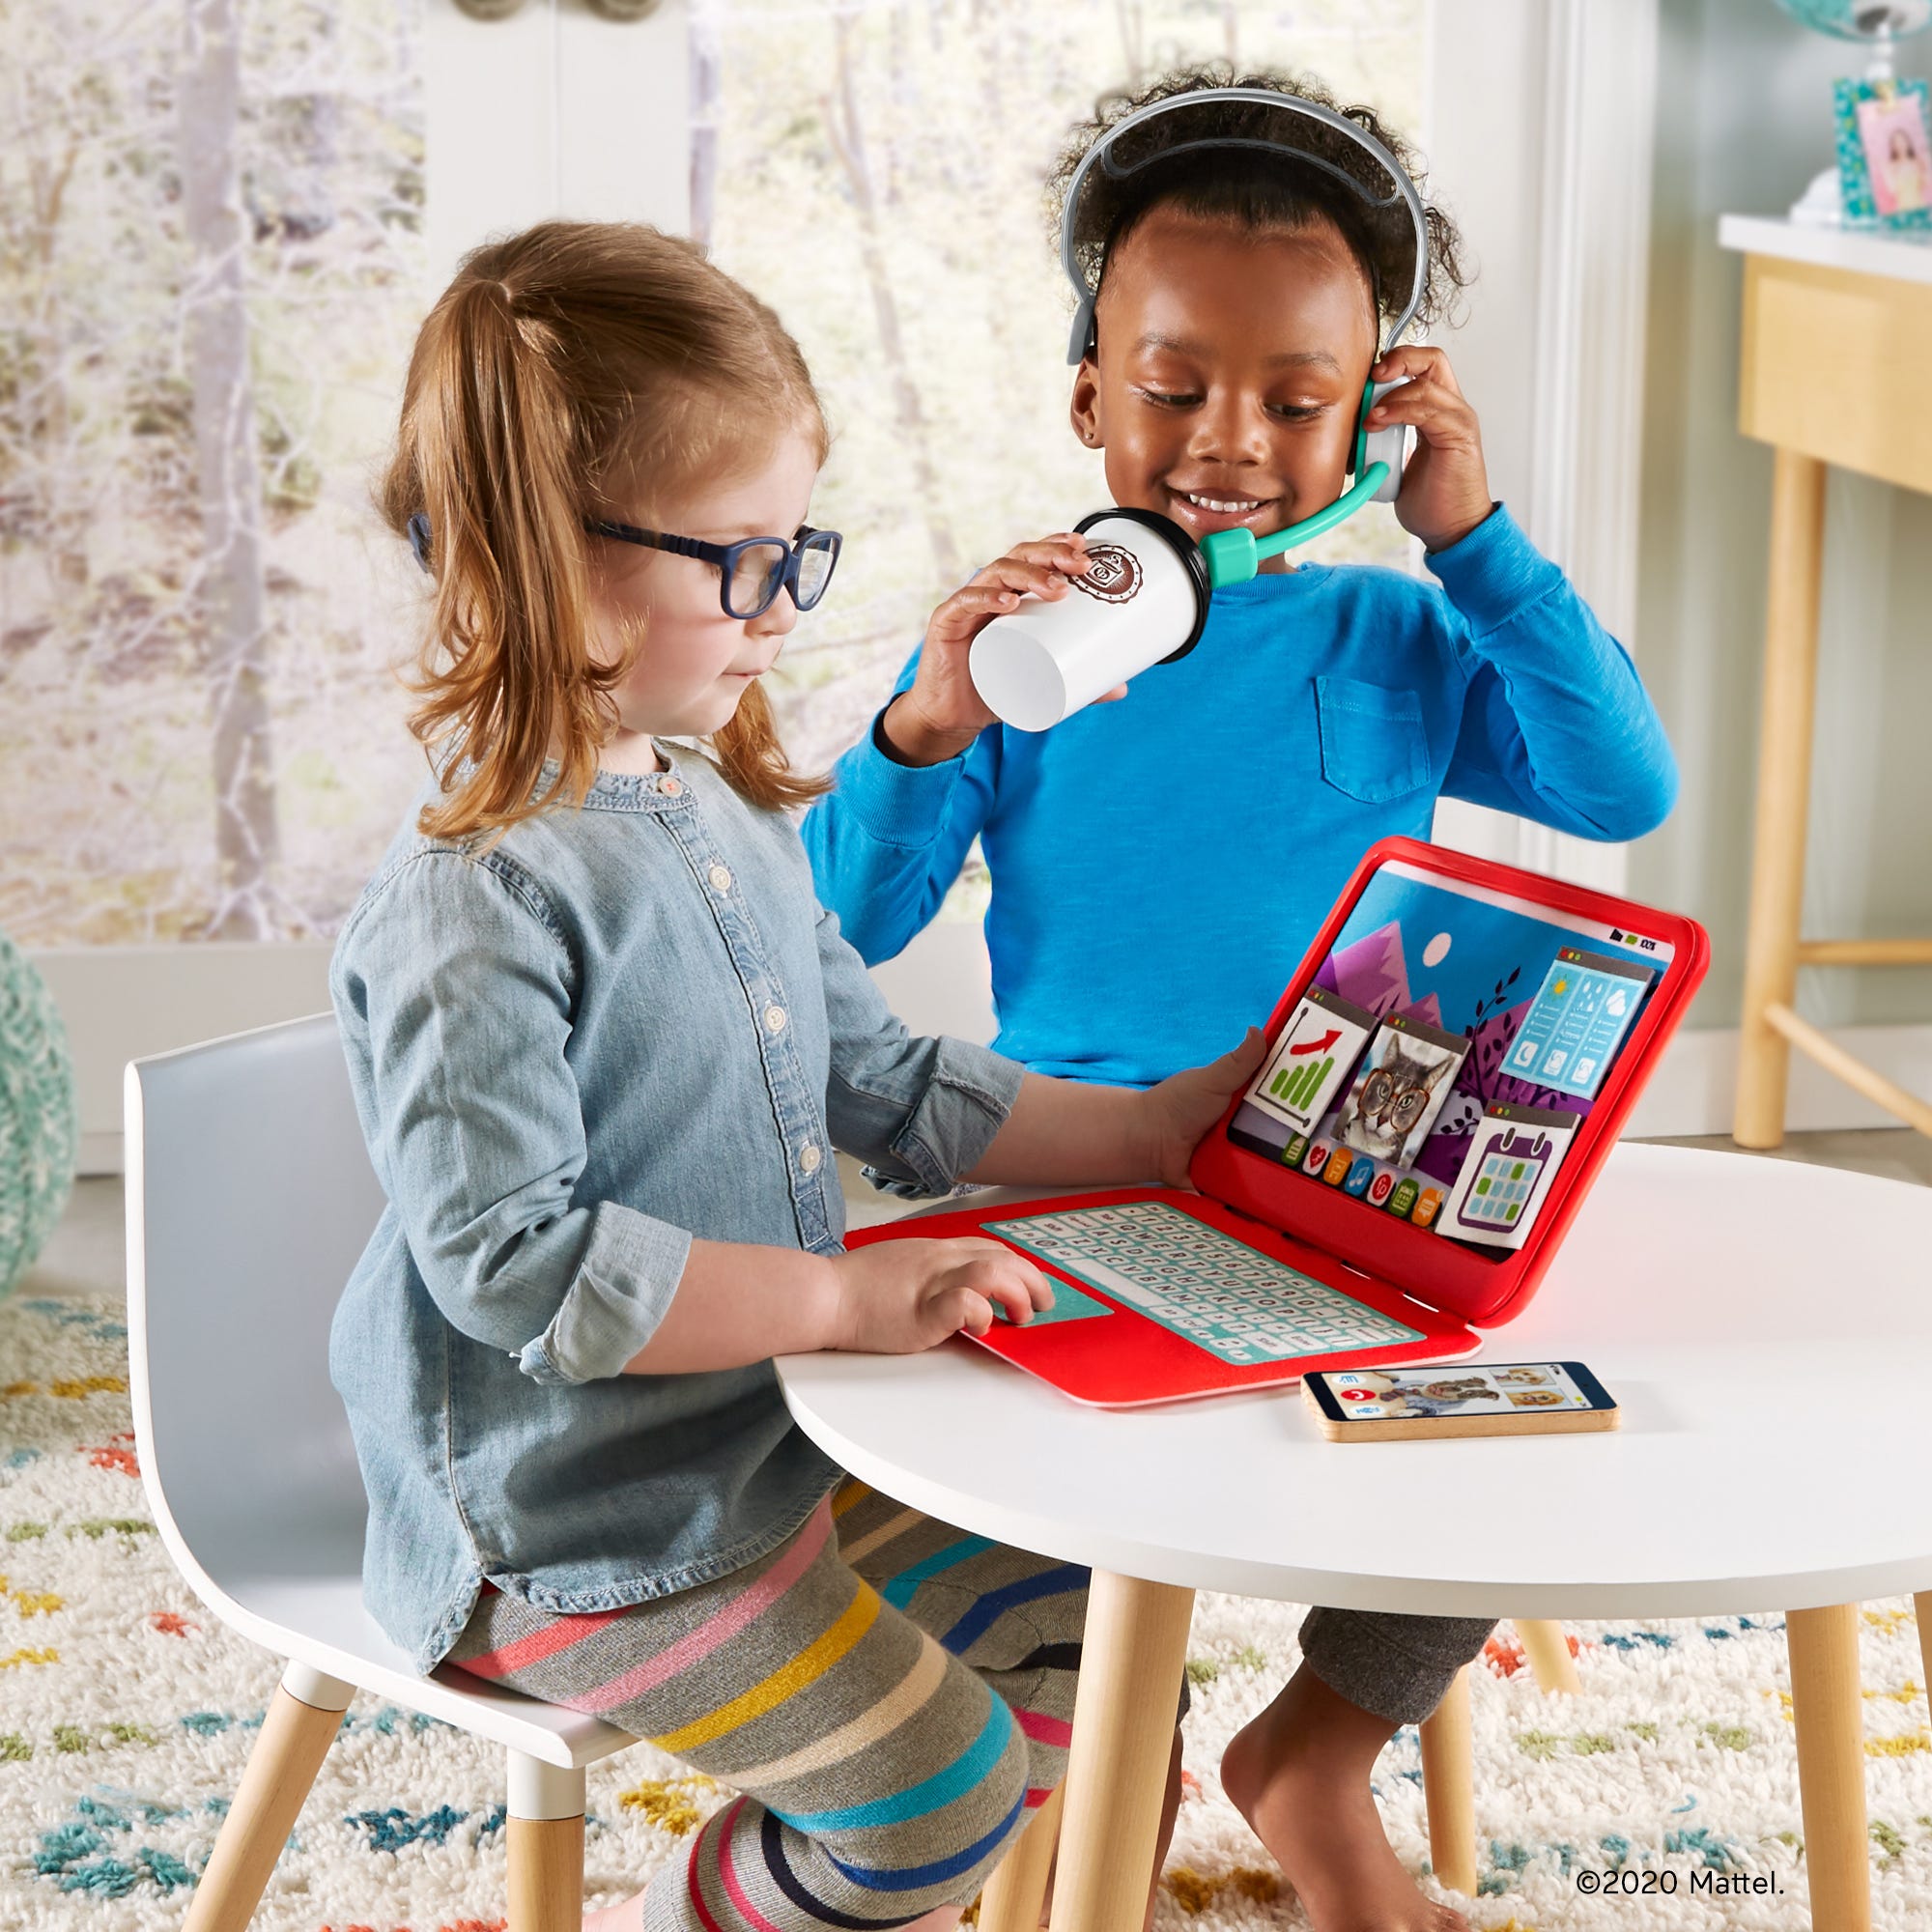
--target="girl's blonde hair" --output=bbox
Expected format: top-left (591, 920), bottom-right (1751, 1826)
top-left (381, 220), bottom-right (829, 839)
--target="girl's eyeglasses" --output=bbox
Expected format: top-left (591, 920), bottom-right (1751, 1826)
top-left (583, 519), bottom-right (841, 621)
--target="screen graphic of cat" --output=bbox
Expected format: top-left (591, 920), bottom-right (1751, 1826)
top-left (1334, 1022), bottom-right (1468, 1169)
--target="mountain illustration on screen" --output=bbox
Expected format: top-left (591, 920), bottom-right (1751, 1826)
top-left (1314, 923), bottom-right (1443, 1029)
top-left (1314, 928), bottom-right (1584, 1190)
top-left (1413, 980), bottom-right (1584, 1189)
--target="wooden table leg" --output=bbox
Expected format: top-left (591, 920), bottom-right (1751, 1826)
top-left (978, 1782), bottom-right (1063, 1932)
top-left (1915, 1592), bottom-right (1932, 1719)
top-left (1048, 1570), bottom-right (1194, 1932)
top-left (1516, 1618), bottom-right (1579, 1695)
top-left (506, 1753), bottom-right (586, 1932)
top-left (1734, 446), bottom-right (1828, 1151)
top-left (1417, 1665), bottom-right (1477, 1897)
top-left (1786, 1604), bottom-right (1871, 1932)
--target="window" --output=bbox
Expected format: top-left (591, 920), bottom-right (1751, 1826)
top-left (4, 0), bottom-right (1428, 949)
top-left (1, 1), bottom-right (426, 945)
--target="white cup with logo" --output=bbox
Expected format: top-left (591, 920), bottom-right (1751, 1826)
top-left (967, 509), bottom-right (1212, 732)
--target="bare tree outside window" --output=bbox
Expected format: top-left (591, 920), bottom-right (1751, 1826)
top-left (1, 1), bottom-right (424, 947)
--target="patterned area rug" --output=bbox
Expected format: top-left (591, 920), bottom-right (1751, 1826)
top-left (5, 1286), bottom-right (1932, 1931)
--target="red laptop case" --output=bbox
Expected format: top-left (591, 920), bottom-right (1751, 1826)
top-left (847, 838), bottom-right (1710, 1406)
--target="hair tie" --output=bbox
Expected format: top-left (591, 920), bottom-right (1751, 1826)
top-left (407, 511), bottom-right (433, 574)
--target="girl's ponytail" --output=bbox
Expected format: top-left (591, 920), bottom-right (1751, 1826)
top-left (382, 223), bottom-right (827, 838)
top-left (396, 275), bottom-right (613, 839)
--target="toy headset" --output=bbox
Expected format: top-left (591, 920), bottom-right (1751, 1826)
top-left (968, 87), bottom-right (1433, 732)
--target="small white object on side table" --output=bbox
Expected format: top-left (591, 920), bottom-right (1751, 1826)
top-left (779, 1143), bottom-right (1932, 1932)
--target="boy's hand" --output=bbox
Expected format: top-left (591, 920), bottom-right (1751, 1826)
top-left (1367, 346), bottom-right (1494, 555)
top-left (882, 533), bottom-right (1125, 766)
top-left (1140, 1028), bottom-right (1268, 1187)
top-left (826, 1236), bottom-right (1054, 1352)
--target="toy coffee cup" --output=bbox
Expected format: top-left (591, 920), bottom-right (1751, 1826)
top-left (967, 509), bottom-right (1211, 733)
top-left (967, 460), bottom-right (1393, 730)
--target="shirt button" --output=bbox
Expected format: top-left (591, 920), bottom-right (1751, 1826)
top-left (798, 1143), bottom-right (821, 1175)
top-left (764, 1005), bottom-right (787, 1033)
top-left (709, 864), bottom-right (732, 892)
top-left (659, 777), bottom-right (682, 797)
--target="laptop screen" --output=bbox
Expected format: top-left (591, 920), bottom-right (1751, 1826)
top-left (1225, 858), bottom-right (1678, 1254)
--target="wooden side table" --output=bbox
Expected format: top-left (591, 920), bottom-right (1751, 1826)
top-left (1721, 215), bottom-right (1932, 1147)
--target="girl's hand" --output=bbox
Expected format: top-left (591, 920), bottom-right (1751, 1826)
top-left (882, 534), bottom-right (1123, 766)
top-left (1140, 1028), bottom-right (1269, 1187)
top-left (1367, 346), bottom-right (1494, 555)
top-left (826, 1236), bottom-right (1054, 1352)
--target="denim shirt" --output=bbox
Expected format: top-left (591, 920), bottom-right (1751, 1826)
top-left (328, 746), bottom-right (1024, 1671)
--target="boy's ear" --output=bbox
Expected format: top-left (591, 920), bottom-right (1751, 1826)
top-left (1068, 358), bottom-right (1104, 449)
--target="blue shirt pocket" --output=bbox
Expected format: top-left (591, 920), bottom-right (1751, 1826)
top-left (1313, 676), bottom-right (1431, 805)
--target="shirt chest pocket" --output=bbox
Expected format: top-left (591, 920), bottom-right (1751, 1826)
top-left (1313, 676), bottom-right (1431, 805)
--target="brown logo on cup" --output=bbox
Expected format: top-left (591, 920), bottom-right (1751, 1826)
top-left (1069, 542), bottom-right (1143, 604)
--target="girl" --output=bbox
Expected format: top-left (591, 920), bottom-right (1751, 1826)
top-left (803, 67), bottom-right (1680, 1932)
top-left (331, 221), bottom-right (1255, 1932)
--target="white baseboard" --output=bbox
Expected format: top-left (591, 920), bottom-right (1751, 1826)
top-left (1627, 1020), bottom-right (1932, 1141)
top-left (35, 943), bottom-right (334, 1175)
top-left (35, 929), bottom-right (1930, 1173)
top-left (37, 921), bottom-right (999, 1177)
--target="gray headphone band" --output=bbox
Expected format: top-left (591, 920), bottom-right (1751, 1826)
top-left (1060, 86), bottom-right (1430, 365)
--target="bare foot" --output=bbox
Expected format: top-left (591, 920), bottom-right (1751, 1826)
top-left (582, 1892), bottom-right (646, 1932)
top-left (1219, 1665), bottom-right (1470, 1932)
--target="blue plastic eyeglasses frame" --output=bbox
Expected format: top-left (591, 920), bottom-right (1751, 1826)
top-left (582, 519), bottom-right (842, 620)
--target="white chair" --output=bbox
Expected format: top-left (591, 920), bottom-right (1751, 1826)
top-left (125, 1013), bottom-right (1060, 1932)
top-left (126, 1015), bottom-right (634, 1931)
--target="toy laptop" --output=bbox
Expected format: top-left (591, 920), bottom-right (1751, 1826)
top-left (848, 837), bottom-right (1709, 1406)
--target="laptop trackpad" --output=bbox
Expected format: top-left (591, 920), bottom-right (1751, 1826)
top-left (991, 1275), bottom-right (1115, 1325)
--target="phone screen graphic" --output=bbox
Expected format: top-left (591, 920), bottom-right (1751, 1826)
top-left (1320, 1362), bottom-right (1599, 1420)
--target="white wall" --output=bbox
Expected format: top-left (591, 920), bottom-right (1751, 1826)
top-left (1631, 0), bottom-right (1932, 1032)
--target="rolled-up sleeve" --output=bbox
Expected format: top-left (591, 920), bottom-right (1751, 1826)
top-left (334, 851), bottom-right (692, 1385)
top-left (811, 899), bottom-right (1024, 1197)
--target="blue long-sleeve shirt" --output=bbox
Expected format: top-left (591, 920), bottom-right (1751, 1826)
top-left (803, 504), bottom-right (1676, 1089)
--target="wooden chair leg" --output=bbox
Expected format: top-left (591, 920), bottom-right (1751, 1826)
top-left (184, 1662), bottom-right (353, 1932)
top-left (977, 1782), bottom-right (1064, 1932)
top-left (1516, 1618), bottom-right (1579, 1695)
top-left (1048, 1570), bottom-right (1194, 1932)
top-left (1786, 1605), bottom-right (1872, 1932)
top-left (507, 1752), bottom-right (586, 1932)
top-left (1417, 1665), bottom-right (1477, 1898)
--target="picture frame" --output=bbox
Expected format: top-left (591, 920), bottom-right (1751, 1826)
top-left (1834, 75), bottom-right (1932, 230)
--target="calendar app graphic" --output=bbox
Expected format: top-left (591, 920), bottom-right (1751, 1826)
top-left (1442, 1102), bottom-right (1580, 1249)
top-left (1245, 985), bottom-right (1378, 1132)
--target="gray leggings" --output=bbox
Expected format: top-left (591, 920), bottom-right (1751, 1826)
top-left (1300, 1608), bottom-right (1496, 1725)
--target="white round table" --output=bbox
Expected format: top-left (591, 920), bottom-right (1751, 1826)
top-left (778, 1144), bottom-right (1932, 1932)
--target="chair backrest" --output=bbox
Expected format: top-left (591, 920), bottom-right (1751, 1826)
top-left (126, 1014), bottom-right (384, 1589)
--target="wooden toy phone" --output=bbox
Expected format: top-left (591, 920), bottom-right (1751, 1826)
top-left (1302, 1360), bottom-right (1621, 1441)
top-left (848, 838), bottom-right (1709, 1406)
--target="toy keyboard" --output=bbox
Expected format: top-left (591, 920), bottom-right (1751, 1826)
top-left (985, 1200), bottom-right (1424, 1367)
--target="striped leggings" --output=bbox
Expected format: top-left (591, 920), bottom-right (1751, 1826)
top-left (449, 1479), bottom-right (1089, 1931)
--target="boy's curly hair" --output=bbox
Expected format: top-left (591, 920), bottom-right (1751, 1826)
top-left (1046, 64), bottom-right (1469, 345)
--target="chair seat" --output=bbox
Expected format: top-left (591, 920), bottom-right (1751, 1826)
top-left (174, 1510), bottom-right (636, 1771)
top-left (209, 1564), bottom-right (639, 1768)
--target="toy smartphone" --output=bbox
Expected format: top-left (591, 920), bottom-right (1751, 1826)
top-left (1301, 1360), bottom-right (1618, 1441)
